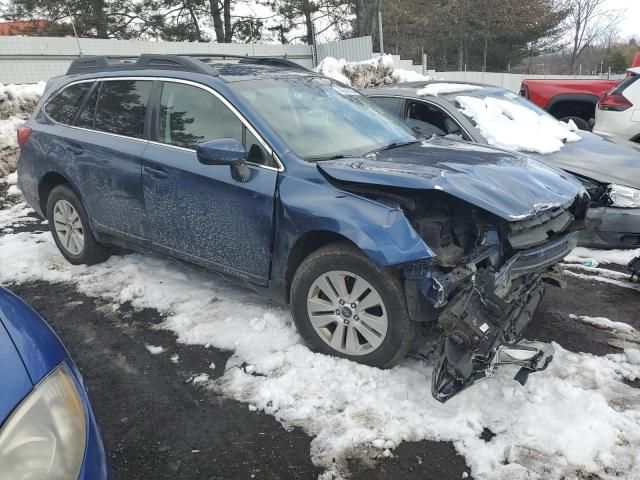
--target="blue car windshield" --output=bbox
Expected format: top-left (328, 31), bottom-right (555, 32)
top-left (232, 76), bottom-right (416, 160)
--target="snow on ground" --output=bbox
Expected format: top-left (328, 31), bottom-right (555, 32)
top-left (0, 228), bottom-right (639, 479)
top-left (565, 247), bottom-right (640, 267)
top-left (416, 83), bottom-right (483, 96)
top-left (0, 82), bottom-right (45, 119)
top-left (569, 314), bottom-right (636, 333)
top-left (0, 82), bottom-right (45, 177)
top-left (455, 95), bottom-right (581, 154)
top-left (316, 55), bottom-right (430, 89)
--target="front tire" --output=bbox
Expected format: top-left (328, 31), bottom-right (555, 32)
top-left (290, 242), bottom-right (415, 368)
top-left (46, 184), bottom-right (111, 265)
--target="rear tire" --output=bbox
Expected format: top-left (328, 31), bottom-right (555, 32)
top-left (46, 184), bottom-right (111, 265)
top-left (559, 115), bottom-right (590, 131)
top-left (290, 242), bottom-right (415, 368)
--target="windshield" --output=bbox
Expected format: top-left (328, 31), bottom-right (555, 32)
top-left (232, 76), bottom-right (416, 160)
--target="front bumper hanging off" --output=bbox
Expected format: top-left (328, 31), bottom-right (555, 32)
top-left (414, 232), bottom-right (578, 402)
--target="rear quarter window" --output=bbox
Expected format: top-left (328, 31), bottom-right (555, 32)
top-left (45, 82), bottom-right (92, 125)
top-left (94, 80), bottom-right (152, 138)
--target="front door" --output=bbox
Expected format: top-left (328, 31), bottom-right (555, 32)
top-left (142, 81), bottom-right (278, 284)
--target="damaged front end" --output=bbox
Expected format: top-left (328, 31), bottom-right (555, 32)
top-left (402, 193), bottom-right (589, 402)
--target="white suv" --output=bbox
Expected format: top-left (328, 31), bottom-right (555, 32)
top-left (593, 67), bottom-right (640, 145)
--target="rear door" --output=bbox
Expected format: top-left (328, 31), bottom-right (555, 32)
top-left (141, 80), bottom-right (278, 284)
top-left (69, 79), bottom-right (152, 238)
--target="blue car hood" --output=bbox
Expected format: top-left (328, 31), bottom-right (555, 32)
top-left (539, 132), bottom-right (640, 190)
top-left (0, 288), bottom-right (68, 421)
top-left (317, 138), bottom-right (585, 221)
top-left (0, 321), bottom-right (33, 424)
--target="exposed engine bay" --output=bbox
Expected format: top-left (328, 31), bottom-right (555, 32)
top-left (346, 185), bottom-right (590, 402)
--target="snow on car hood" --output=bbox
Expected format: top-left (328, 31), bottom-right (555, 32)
top-left (317, 138), bottom-right (585, 221)
top-left (540, 131), bottom-right (640, 190)
top-left (456, 94), bottom-right (581, 154)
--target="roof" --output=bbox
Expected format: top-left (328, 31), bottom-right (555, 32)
top-left (364, 80), bottom-right (494, 98)
top-left (65, 54), bottom-right (313, 82)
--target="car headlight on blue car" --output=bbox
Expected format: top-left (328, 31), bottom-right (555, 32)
top-left (0, 365), bottom-right (87, 479)
top-left (609, 184), bottom-right (640, 208)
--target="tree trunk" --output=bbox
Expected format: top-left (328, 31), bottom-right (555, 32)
top-left (482, 36), bottom-right (488, 72)
top-left (209, 0), bottom-right (225, 43)
top-left (302, 0), bottom-right (314, 45)
top-left (223, 0), bottom-right (232, 42)
top-left (188, 5), bottom-right (202, 41)
top-left (91, 0), bottom-right (108, 38)
top-left (355, 0), bottom-right (365, 37)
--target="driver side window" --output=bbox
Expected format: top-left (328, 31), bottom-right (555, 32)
top-left (406, 101), bottom-right (470, 141)
top-left (156, 82), bottom-right (270, 165)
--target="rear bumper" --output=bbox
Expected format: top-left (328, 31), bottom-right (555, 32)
top-left (580, 206), bottom-right (640, 248)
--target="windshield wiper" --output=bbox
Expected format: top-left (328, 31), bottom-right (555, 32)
top-left (306, 154), bottom-right (361, 162)
top-left (366, 140), bottom-right (421, 155)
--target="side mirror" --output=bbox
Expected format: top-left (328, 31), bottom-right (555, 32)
top-left (196, 138), bottom-right (247, 166)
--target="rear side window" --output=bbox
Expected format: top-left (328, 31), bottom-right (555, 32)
top-left (75, 84), bottom-right (99, 129)
top-left (156, 82), bottom-right (243, 150)
top-left (45, 82), bottom-right (92, 124)
top-left (94, 80), bottom-right (152, 138)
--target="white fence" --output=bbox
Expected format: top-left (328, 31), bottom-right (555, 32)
top-left (429, 70), bottom-right (626, 93)
top-left (0, 35), bottom-right (375, 84)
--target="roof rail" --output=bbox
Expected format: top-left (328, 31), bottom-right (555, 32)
top-left (66, 55), bottom-right (220, 76)
top-left (66, 54), bottom-right (310, 76)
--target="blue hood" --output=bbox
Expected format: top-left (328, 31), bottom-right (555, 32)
top-left (0, 321), bottom-right (33, 424)
top-left (0, 287), bottom-right (68, 423)
top-left (317, 138), bottom-right (586, 221)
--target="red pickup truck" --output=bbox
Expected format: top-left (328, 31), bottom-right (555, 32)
top-left (520, 53), bottom-right (640, 130)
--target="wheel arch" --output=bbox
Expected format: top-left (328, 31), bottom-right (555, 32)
top-left (38, 171), bottom-right (74, 214)
top-left (546, 94), bottom-right (598, 119)
top-left (284, 231), bottom-right (357, 301)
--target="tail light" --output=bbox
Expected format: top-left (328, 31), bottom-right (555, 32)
top-left (17, 126), bottom-right (32, 147)
top-left (598, 93), bottom-right (632, 112)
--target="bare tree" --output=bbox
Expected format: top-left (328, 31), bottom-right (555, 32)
top-left (565, 0), bottom-right (623, 73)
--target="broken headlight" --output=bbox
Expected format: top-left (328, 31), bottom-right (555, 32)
top-left (608, 184), bottom-right (640, 208)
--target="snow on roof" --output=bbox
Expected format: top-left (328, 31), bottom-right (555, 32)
top-left (456, 95), bottom-right (581, 154)
top-left (627, 66), bottom-right (640, 75)
top-left (416, 83), bottom-right (483, 96)
top-left (315, 55), bottom-right (430, 89)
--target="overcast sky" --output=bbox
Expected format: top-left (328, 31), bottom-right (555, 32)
top-left (605, 0), bottom-right (640, 39)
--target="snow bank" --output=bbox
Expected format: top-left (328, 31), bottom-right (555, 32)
top-left (0, 82), bottom-right (45, 177)
top-left (417, 83), bottom-right (483, 96)
top-left (316, 55), bottom-right (430, 89)
top-left (1, 227), bottom-right (640, 479)
top-left (456, 95), bottom-right (581, 154)
top-left (565, 247), bottom-right (640, 267)
top-left (0, 82), bottom-right (45, 119)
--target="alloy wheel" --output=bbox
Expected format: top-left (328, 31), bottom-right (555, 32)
top-left (53, 199), bottom-right (85, 256)
top-left (306, 270), bottom-right (388, 356)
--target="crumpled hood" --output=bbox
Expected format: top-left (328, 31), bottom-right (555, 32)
top-left (317, 138), bottom-right (585, 221)
top-left (539, 132), bottom-right (640, 189)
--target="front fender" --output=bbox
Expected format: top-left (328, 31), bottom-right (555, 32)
top-left (277, 175), bottom-right (435, 268)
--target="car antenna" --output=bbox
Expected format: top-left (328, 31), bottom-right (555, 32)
top-left (66, 1), bottom-right (84, 58)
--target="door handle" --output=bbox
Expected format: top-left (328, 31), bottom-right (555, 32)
top-left (143, 165), bottom-right (168, 179)
top-left (65, 143), bottom-right (83, 155)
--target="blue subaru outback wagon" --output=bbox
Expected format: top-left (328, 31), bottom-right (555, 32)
top-left (18, 55), bottom-right (589, 401)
